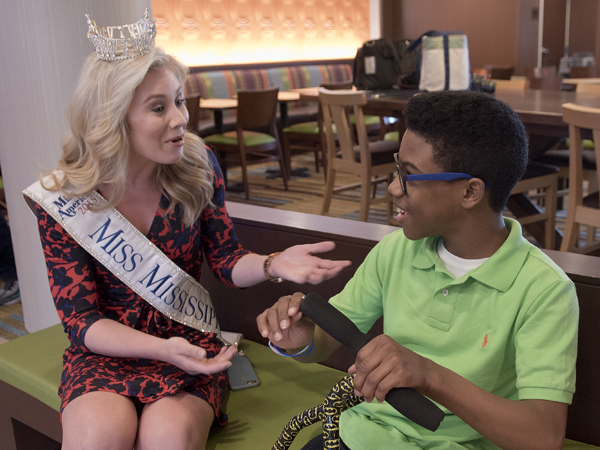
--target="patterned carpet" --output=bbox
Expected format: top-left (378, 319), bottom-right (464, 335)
top-left (0, 296), bottom-right (25, 343)
top-left (222, 154), bottom-right (392, 223)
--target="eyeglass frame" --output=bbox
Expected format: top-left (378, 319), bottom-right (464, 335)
top-left (393, 153), bottom-right (488, 196)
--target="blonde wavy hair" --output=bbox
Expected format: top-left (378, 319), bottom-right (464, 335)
top-left (44, 47), bottom-right (214, 227)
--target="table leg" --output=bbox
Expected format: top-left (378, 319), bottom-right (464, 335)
top-left (211, 110), bottom-right (233, 189)
top-left (269, 101), bottom-right (312, 180)
top-left (279, 101), bottom-right (289, 129)
top-left (213, 110), bottom-right (224, 135)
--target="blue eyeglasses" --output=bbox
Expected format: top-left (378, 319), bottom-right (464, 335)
top-left (394, 153), bottom-right (487, 196)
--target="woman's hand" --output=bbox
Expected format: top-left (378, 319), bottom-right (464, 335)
top-left (268, 241), bottom-right (351, 285)
top-left (256, 292), bottom-right (315, 350)
top-left (162, 337), bottom-right (237, 375)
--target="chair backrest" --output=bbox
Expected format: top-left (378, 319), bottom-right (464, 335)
top-left (489, 66), bottom-right (515, 80)
top-left (185, 94), bottom-right (201, 134)
top-left (564, 104), bottom-right (600, 199)
top-left (528, 75), bottom-right (563, 91)
top-left (570, 66), bottom-right (597, 79)
top-left (236, 87), bottom-right (279, 130)
top-left (320, 81), bottom-right (353, 91)
top-left (319, 88), bottom-right (368, 168)
top-left (576, 83), bottom-right (600, 94)
top-left (316, 81), bottom-right (354, 131)
top-left (563, 103), bottom-right (600, 139)
top-left (493, 79), bottom-right (530, 91)
top-left (525, 65), bottom-right (557, 79)
top-left (560, 103), bottom-right (600, 252)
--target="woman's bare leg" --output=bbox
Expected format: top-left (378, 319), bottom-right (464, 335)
top-left (136, 392), bottom-right (215, 450)
top-left (61, 391), bottom-right (138, 450)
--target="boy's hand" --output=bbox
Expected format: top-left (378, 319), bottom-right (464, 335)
top-left (256, 292), bottom-right (315, 350)
top-left (349, 334), bottom-right (433, 403)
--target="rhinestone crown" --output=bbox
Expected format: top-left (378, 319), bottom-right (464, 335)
top-left (86, 9), bottom-right (156, 61)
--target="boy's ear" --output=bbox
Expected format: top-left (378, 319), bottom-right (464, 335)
top-left (461, 178), bottom-right (486, 209)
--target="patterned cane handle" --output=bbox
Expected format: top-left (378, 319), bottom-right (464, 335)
top-left (272, 375), bottom-right (363, 450)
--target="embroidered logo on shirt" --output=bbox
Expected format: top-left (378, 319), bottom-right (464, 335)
top-left (482, 333), bottom-right (490, 348)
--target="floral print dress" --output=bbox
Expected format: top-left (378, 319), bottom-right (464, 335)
top-left (34, 151), bottom-right (248, 424)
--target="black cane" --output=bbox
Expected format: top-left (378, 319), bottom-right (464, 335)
top-left (299, 292), bottom-right (445, 432)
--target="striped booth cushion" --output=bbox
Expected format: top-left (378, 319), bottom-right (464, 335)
top-left (184, 63), bottom-right (353, 133)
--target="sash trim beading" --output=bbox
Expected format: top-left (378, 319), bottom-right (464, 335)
top-left (23, 175), bottom-right (222, 339)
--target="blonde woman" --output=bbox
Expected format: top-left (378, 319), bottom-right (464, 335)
top-left (25, 13), bottom-right (350, 450)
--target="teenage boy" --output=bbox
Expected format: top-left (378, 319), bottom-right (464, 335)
top-left (257, 91), bottom-right (578, 450)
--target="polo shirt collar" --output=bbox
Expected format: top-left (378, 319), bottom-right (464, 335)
top-left (411, 218), bottom-right (529, 292)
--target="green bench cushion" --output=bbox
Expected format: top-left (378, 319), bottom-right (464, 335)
top-left (0, 324), bottom-right (347, 449)
top-left (384, 131), bottom-right (400, 142)
top-left (349, 114), bottom-right (380, 126)
top-left (209, 340), bottom-right (346, 449)
top-left (185, 64), bottom-right (353, 122)
top-left (204, 131), bottom-right (276, 147)
top-left (0, 324), bottom-right (65, 412)
top-left (283, 121), bottom-right (320, 134)
top-left (2, 324), bottom-right (598, 449)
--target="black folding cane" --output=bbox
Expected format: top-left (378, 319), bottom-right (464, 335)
top-left (272, 293), bottom-right (445, 450)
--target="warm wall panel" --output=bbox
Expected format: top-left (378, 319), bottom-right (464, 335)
top-left (390, 0), bottom-right (521, 71)
top-left (152, 0), bottom-right (369, 66)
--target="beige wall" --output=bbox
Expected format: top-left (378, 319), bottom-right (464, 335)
top-left (383, 0), bottom-right (521, 70)
top-left (382, 0), bottom-right (600, 75)
top-left (568, 0), bottom-right (600, 64)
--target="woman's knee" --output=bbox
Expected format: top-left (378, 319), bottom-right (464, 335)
top-left (61, 391), bottom-right (138, 450)
top-left (136, 393), bottom-right (214, 450)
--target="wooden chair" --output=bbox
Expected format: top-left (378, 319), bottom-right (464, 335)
top-left (525, 65), bottom-right (558, 79)
top-left (570, 66), bottom-right (597, 79)
top-left (204, 88), bottom-right (288, 199)
top-left (319, 88), bottom-right (398, 222)
top-left (538, 83), bottom-right (599, 206)
top-left (488, 66), bottom-right (515, 80)
top-left (528, 75), bottom-right (563, 91)
top-left (282, 81), bottom-right (353, 175)
top-left (511, 162), bottom-right (559, 249)
top-left (560, 103), bottom-right (600, 253)
top-left (495, 79), bottom-right (559, 249)
top-left (185, 94), bottom-right (201, 135)
top-left (576, 83), bottom-right (600, 94)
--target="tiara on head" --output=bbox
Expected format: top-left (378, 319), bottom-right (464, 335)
top-left (85, 9), bottom-right (157, 61)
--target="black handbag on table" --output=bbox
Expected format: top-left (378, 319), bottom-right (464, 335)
top-left (353, 38), bottom-right (419, 91)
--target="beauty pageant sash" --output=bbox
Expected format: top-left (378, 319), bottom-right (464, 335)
top-left (23, 176), bottom-right (221, 337)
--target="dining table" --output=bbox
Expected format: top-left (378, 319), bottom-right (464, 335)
top-left (562, 77), bottom-right (600, 86)
top-left (297, 87), bottom-right (600, 145)
top-left (199, 91), bottom-right (301, 135)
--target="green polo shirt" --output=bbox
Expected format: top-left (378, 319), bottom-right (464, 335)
top-left (330, 218), bottom-right (578, 450)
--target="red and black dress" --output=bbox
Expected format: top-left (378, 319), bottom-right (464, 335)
top-left (34, 150), bottom-right (249, 425)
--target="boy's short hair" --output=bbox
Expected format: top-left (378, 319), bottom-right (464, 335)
top-left (403, 91), bottom-right (528, 213)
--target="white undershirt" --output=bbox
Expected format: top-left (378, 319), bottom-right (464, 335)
top-left (437, 239), bottom-right (489, 279)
